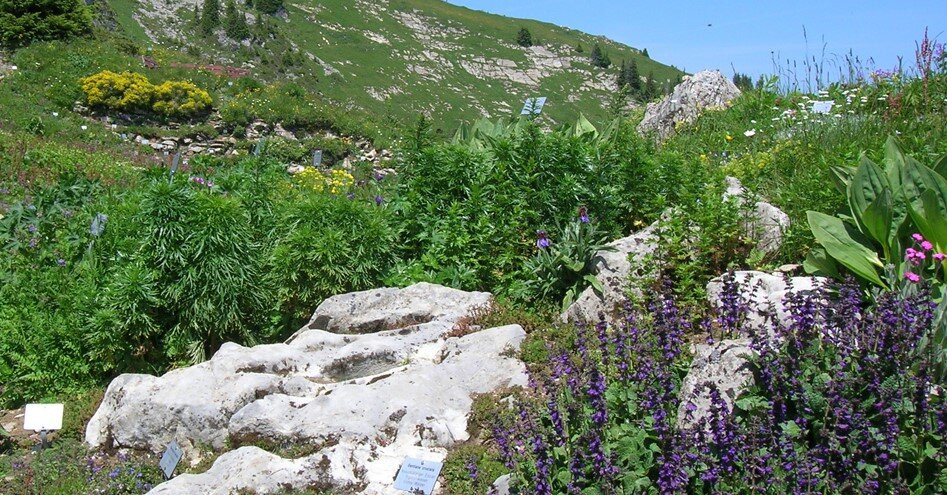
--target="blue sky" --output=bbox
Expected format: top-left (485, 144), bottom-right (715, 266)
top-left (447, 1), bottom-right (946, 79)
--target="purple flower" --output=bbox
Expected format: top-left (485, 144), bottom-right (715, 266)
top-left (536, 230), bottom-right (550, 249)
top-left (374, 195), bottom-right (385, 205)
top-left (578, 206), bottom-right (590, 224)
top-left (56, 258), bottom-right (66, 267)
top-left (465, 457), bottom-right (479, 483)
top-left (27, 224), bottom-right (37, 233)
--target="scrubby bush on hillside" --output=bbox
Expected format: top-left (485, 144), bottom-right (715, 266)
top-left (270, 193), bottom-right (398, 326)
top-left (391, 119), bottom-right (665, 297)
top-left (80, 71), bottom-right (212, 119)
top-left (249, 0), bottom-right (284, 15)
top-left (0, 0), bottom-right (92, 47)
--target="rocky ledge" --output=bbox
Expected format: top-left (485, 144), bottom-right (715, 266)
top-left (85, 283), bottom-right (528, 494)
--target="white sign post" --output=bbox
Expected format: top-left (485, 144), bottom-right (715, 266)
top-left (521, 97), bottom-right (547, 116)
top-left (24, 403), bottom-right (64, 450)
top-left (393, 457), bottom-right (443, 495)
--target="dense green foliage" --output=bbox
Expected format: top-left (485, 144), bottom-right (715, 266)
top-left (0, 0), bottom-right (92, 47)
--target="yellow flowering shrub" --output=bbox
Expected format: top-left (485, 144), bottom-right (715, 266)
top-left (80, 70), bottom-right (212, 118)
top-left (80, 71), bottom-right (154, 111)
top-left (295, 168), bottom-right (355, 194)
top-left (152, 80), bottom-right (213, 117)
top-left (723, 139), bottom-right (796, 180)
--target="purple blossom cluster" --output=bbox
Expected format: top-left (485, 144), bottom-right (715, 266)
top-left (491, 279), bottom-right (947, 494)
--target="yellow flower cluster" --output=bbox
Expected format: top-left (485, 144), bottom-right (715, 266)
top-left (723, 140), bottom-right (797, 178)
top-left (80, 71), bottom-right (212, 118)
top-left (296, 167), bottom-right (355, 194)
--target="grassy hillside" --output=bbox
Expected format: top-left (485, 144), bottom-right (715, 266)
top-left (104, 0), bottom-right (683, 131)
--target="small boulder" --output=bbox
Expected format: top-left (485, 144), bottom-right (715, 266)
top-left (705, 271), bottom-right (827, 338)
top-left (676, 339), bottom-right (756, 430)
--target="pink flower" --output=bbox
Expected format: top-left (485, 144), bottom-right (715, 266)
top-left (906, 248), bottom-right (918, 258)
top-left (922, 241), bottom-right (934, 251)
top-left (935, 253), bottom-right (946, 262)
top-left (913, 233), bottom-right (925, 242)
top-left (905, 272), bottom-right (921, 283)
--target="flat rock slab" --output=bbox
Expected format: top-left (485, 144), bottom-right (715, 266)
top-left (147, 325), bottom-right (527, 494)
top-left (84, 283), bottom-right (528, 494)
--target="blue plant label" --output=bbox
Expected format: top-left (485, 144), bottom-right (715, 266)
top-left (521, 96), bottom-right (547, 115)
top-left (392, 457), bottom-right (442, 494)
top-left (811, 100), bottom-right (835, 114)
top-left (90, 213), bottom-right (108, 237)
top-left (159, 440), bottom-right (183, 479)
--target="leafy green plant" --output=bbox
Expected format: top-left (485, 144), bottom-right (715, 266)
top-left (269, 192), bottom-right (398, 327)
top-left (525, 210), bottom-right (613, 311)
top-left (805, 136), bottom-right (947, 290)
top-left (0, 0), bottom-right (92, 48)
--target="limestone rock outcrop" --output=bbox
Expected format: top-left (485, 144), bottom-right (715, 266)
top-left (638, 70), bottom-right (742, 141)
top-left (85, 283), bottom-right (528, 494)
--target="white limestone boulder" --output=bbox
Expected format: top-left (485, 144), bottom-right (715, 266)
top-left (676, 339), bottom-right (756, 430)
top-left (637, 70), bottom-right (742, 142)
top-left (86, 283), bottom-right (492, 455)
top-left (145, 325), bottom-right (527, 495)
top-left (706, 270), bottom-right (827, 337)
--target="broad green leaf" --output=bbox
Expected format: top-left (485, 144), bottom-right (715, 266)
top-left (780, 421), bottom-right (802, 439)
top-left (584, 274), bottom-right (604, 294)
top-left (829, 165), bottom-right (855, 195)
top-left (934, 153), bottom-right (947, 179)
top-left (803, 247), bottom-right (840, 279)
top-left (807, 211), bottom-right (887, 288)
top-left (860, 190), bottom-right (894, 257)
top-left (567, 260), bottom-right (585, 272)
top-left (900, 156), bottom-right (947, 209)
top-left (883, 135), bottom-right (906, 173)
top-left (573, 113), bottom-right (598, 137)
top-left (848, 157), bottom-right (892, 245)
top-left (908, 190), bottom-right (947, 252)
top-left (848, 157), bottom-right (888, 215)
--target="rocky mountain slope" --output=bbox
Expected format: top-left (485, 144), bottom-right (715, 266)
top-left (105, 0), bottom-right (683, 129)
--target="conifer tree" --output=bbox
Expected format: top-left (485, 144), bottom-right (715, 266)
top-left (617, 60), bottom-right (628, 89)
top-left (200, 0), bottom-right (221, 35)
top-left (516, 27), bottom-right (533, 47)
top-left (225, 0), bottom-right (249, 39)
top-left (590, 43), bottom-right (611, 69)
top-left (643, 71), bottom-right (657, 100)
top-left (642, 48), bottom-right (650, 58)
top-left (626, 59), bottom-right (641, 93)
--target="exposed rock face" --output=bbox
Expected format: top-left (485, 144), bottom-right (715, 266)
top-left (638, 70), bottom-right (742, 141)
top-left (724, 177), bottom-right (790, 255)
top-left (562, 181), bottom-right (791, 326)
top-left (561, 223), bottom-right (659, 325)
top-left (86, 283), bottom-right (528, 494)
top-left (677, 339), bottom-right (756, 430)
top-left (677, 271), bottom-right (828, 428)
top-left (706, 271), bottom-right (827, 337)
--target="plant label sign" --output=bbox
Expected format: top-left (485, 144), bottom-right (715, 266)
top-left (312, 149), bottom-right (323, 167)
top-left (159, 440), bottom-right (183, 479)
top-left (23, 404), bottom-right (64, 432)
top-left (521, 96), bottom-right (547, 116)
top-left (392, 457), bottom-right (442, 495)
top-left (811, 100), bottom-right (835, 114)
